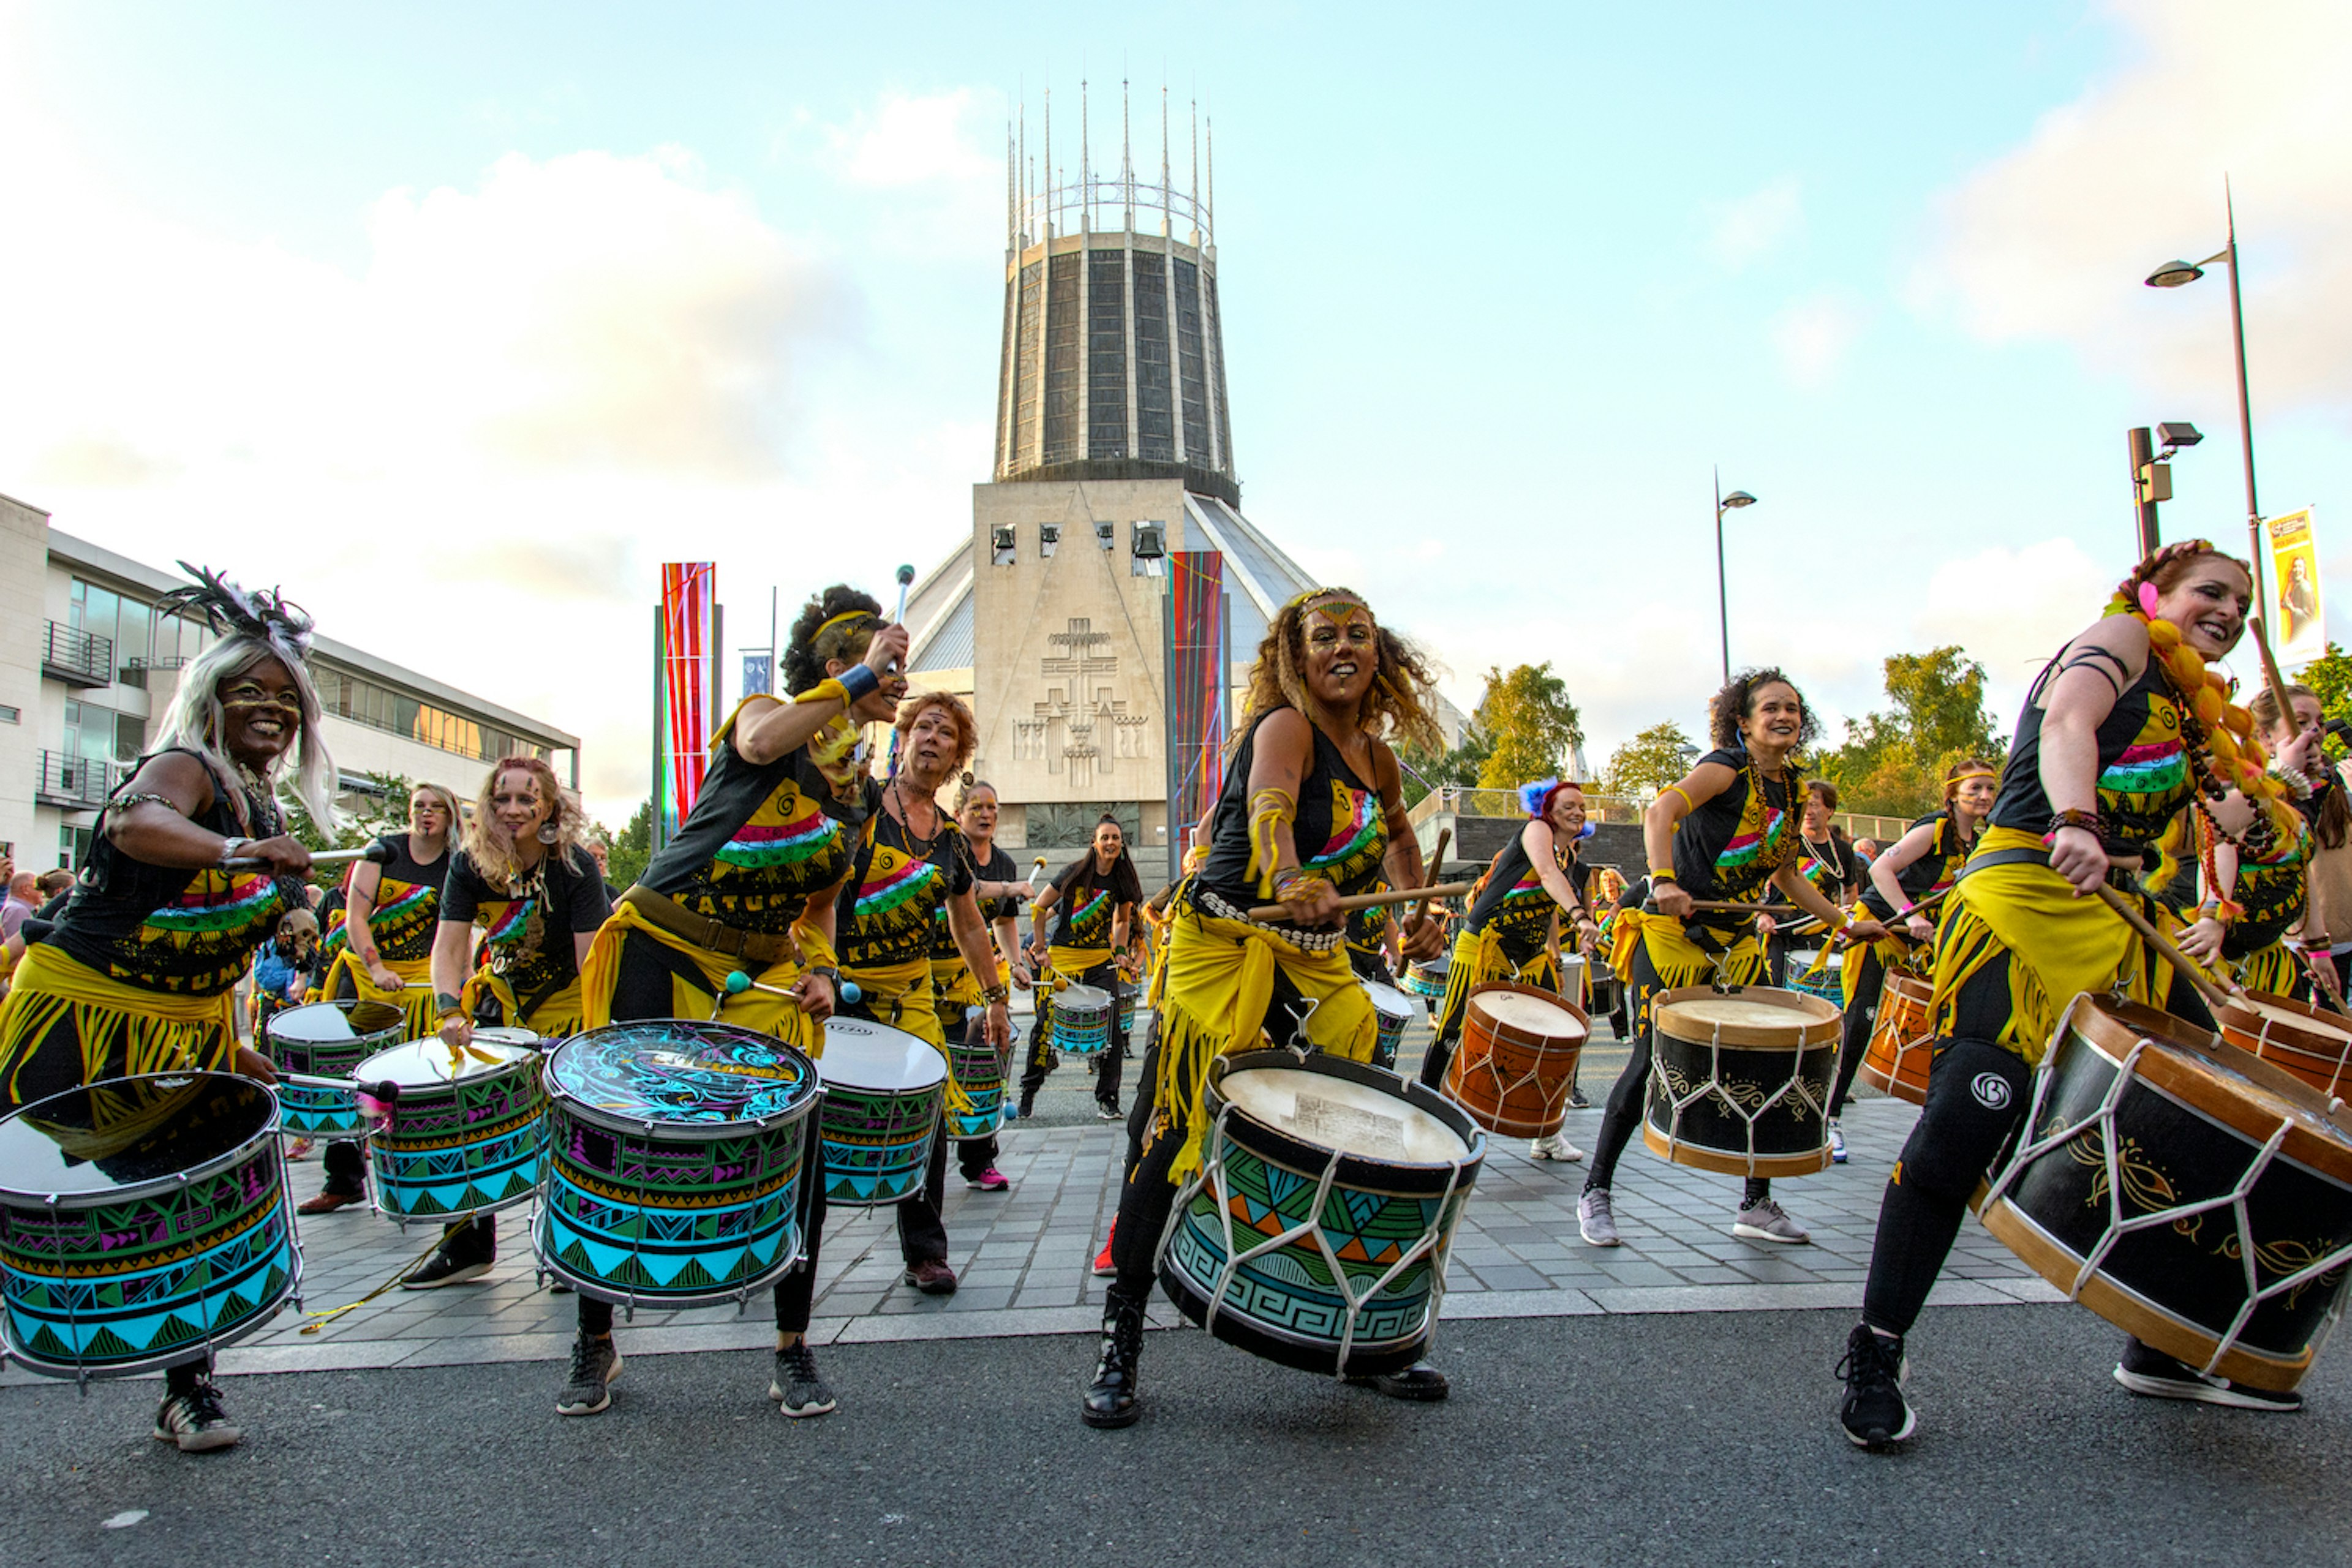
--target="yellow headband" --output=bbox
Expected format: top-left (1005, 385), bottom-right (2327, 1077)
top-left (1948, 769), bottom-right (1997, 788)
top-left (817, 608), bottom-right (876, 641)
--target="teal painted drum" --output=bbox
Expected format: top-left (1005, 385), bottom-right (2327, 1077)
top-left (264, 998), bottom-right (407, 1140)
top-left (0, 1072), bottom-right (300, 1379)
top-left (534, 1021), bottom-right (819, 1310)
top-left (354, 1038), bottom-right (546, 1223)
top-left (818, 1017), bottom-right (946, 1205)
top-left (1159, 1051), bottom-right (1484, 1379)
top-left (943, 1013), bottom-right (1005, 1142)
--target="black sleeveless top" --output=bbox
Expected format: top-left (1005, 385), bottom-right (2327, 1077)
top-left (1197, 709), bottom-right (1389, 911)
top-left (1672, 747), bottom-right (1799, 905)
top-left (1466, 827), bottom-right (1589, 962)
top-left (641, 719), bottom-right (872, 933)
top-left (1990, 655), bottom-right (2191, 854)
top-left (45, 750), bottom-right (297, 997)
top-left (1859, 811), bottom-right (1972, 921)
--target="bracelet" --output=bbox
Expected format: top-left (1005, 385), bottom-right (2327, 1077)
top-left (436, 1007), bottom-right (466, 1024)
top-left (115, 792), bottom-right (180, 816)
top-left (806, 966), bottom-right (842, 987)
top-left (2047, 809), bottom-right (2105, 839)
top-left (1649, 869), bottom-right (1677, 883)
top-left (978, 982), bottom-right (1009, 1005)
top-left (217, 837), bottom-right (250, 868)
top-left (435, 991), bottom-right (462, 1014)
top-left (838, 663), bottom-right (880, 702)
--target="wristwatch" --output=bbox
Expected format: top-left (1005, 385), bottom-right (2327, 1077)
top-left (217, 837), bottom-right (250, 868)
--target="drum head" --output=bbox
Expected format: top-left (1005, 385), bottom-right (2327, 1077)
top-left (356, 1038), bottom-right (538, 1088)
top-left (0, 1072), bottom-right (273, 1199)
top-left (1654, 986), bottom-right (1841, 1044)
top-left (547, 1020), bottom-right (815, 1128)
top-left (1058, 984), bottom-right (1110, 1011)
top-left (820, 1017), bottom-right (950, 1093)
top-left (1468, 988), bottom-right (1586, 1040)
top-left (269, 998), bottom-right (407, 1044)
top-left (1221, 1066), bottom-right (1468, 1165)
top-left (1362, 980), bottom-right (1413, 1018)
top-left (471, 1026), bottom-right (543, 1051)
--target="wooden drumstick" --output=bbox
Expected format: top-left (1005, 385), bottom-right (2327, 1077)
top-left (2093, 885), bottom-right (2238, 1017)
top-left (1414, 827), bottom-right (1452, 927)
top-left (2305, 946), bottom-right (2351, 1017)
top-left (1641, 897), bottom-right (1804, 918)
top-left (1245, 882), bottom-right (1473, 924)
top-left (2247, 613), bottom-right (2300, 745)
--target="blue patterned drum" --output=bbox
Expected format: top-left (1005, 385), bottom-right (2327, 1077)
top-left (819, 1018), bottom-right (947, 1204)
top-left (1403, 959), bottom-right (1449, 1003)
top-left (355, 1038), bottom-right (546, 1222)
top-left (1118, 986), bottom-right (1139, 1039)
top-left (1364, 981), bottom-right (1414, 1071)
top-left (0, 1072), bottom-right (300, 1379)
top-left (944, 1011), bottom-right (1005, 1142)
top-left (1050, 983), bottom-right (1112, 1057)
top-left (1159, 1051), bottom-right (1485, 1378)
top-left (535, 1021), bottom-right (819, 1309)
top-left (265, 998), bottom-right (407, 1140)
top-left (1788, 950), bottom-right (1844, 1007)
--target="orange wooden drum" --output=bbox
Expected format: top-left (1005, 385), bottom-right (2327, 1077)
top-left (1442, 984), bottom-right (1589, 1138)
top-left (2215, 992), bottom-right (2352, 1100)
top-left (1858, 973), bottom-right (1935, 1106)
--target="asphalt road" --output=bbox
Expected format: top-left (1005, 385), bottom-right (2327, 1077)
top-left (12, 1303), bottom-right (2345, 1568)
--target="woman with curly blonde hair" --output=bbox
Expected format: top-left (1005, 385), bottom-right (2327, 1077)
top-left (416, 755), bottom-right (611, 1289)
top-left (1079, 587), bottom-right (1448, 1429)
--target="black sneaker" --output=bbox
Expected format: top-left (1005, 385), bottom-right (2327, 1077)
top-left (556, 1333), bottom-right (622, 1417)
top-left (770, 1342), bottom-right (837, 1417)
top-left (1017, 1091), bottom-right (1038, 1120)
top-left (2114, 1337), bottom-right (2304, 1412)
top-left (1567, 1084), bottom-right (1591, 1110)
top-left (1095, 1101), bottom-right (1121, 1122)
top-left (404, 1250), bottom-right (492, 1289)
top-left (1836, 1323), bottom-right (1915, 1449)
top-left (152, 1379), bottom-right (241, 1453)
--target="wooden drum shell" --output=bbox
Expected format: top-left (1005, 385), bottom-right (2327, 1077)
top-left (2215, 992), bottom-right (2352, 1101)
top-left (1858, 974), bottom-right (1935, 1107)
top-left (1442, 983), bottom-right (1589, 1138)
top-left (1642, 986), bottom-right (1842, 1178)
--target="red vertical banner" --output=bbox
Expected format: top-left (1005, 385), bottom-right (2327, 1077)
top-left (661, 562), bottom-right (716, 823)
top-left (1165, 551), bottom-right (1228, 854)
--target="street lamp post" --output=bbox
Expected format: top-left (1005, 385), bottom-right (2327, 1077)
top-left (2146, 181), bottom-right (2264, 605)
top-left (1713, 468), bottom-right (1758, 684)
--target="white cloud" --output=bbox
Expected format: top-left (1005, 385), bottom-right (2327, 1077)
top-left (1707, 175), bottom-right (1803, 270)
top-left (1917, 0), bottom-right (2352, 418)
top-left (827, 89), bottom-right (997, 189)
top-left (1912, 537), bottom-right (2111, 717)
top-left (1769, 293), bottom-right (1863, 388)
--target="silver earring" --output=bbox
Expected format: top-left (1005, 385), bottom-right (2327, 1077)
top-left (536, 822), bottom-right (559, 845)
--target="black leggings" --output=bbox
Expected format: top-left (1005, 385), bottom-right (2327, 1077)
top-left (1022, 960), bottom-right (1130, 1107)
top-left (1585, 939), bottom-right (1771, 1205)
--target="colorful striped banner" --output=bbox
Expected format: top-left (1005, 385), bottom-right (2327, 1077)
top-left (1165, 552), bottom-right (1229, 861)
top-left (662, 562), bottom-right (717, 824)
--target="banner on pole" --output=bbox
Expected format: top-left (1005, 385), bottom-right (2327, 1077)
top-left (2265, 508), bottom-right (2326, 669)
top-left (1165, 552), bottom-right (1229, 855)
top-left (661, 562), bottom-right (717, 826)
top-left (742, 652), bottom-right (773, 698)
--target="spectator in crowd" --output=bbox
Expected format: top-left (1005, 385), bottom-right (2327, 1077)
top-left (36, 870), bottom-right (75, 903)
top-left (1852, 837), bottom-right (1880, 864)
top-left (1, 872), bottom-right (36, 946)
top-left (252, 909), bottom-right (321, 1029)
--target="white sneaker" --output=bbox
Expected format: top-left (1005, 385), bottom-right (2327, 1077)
top-left (1577, 1188), bottom-right (1621, 1246)
top-left (1733, 1197), bottom-right (1811, 1244)
top-left (1827, 1120), bottom-right (1849, 1164)
top-left (1528, 1131), bottom-right (1585, 1163)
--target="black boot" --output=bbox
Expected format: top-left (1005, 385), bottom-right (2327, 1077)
top-left (1081, 1286), bottom-right (1147, 1428)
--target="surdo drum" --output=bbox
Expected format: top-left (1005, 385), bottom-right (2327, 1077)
top-left (263, 998), bottom-right (407, 1140)
top-left (1049, 983), bottom-right (1113, 1058)
top-left (1403, 957), bottom-right (1450, 1004)
top-left (1642, 987), bottom-right (1842, 1177)
top-left (0, 1072), bottom-right (300, 1379)
top-left (1787, 949), bottom-right (1844, 1008)
top-left (943, 1010), bottom-right (1006, 1142)
top-left (1363, 980), bottom-right (1415, 1071)
top-left (1443, 984), bottom-right (1590, 1138)
top-left (353, 1036), bottom-right (546, 1223)
top-left (1978, 996), bottom-right (2352, 1393)
top-left (1859, 973), bottom-right (1936, 1106)
top-left (1158, 1051), bottom-right (1484, 1378)
top-left (817, 1017), bottom-right (948, 1205)
top-left (2215, 992), bottom-right (2352, 1101)
top-left (535, 1021), bottom-right (819, 1310)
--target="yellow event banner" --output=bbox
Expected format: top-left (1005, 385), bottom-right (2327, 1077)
top-left (2266, 507), bottom-right (2326, 669)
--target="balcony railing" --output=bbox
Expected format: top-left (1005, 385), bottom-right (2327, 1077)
top-left (37, 751), bottom-right (117, 810)
top-left (42, 622), bottom-right (114, 688)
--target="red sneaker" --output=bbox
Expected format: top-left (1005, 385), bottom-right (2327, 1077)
top-left (1091, 1221), bottom-right (1117, 1278)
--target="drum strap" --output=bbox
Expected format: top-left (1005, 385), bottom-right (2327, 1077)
top-left (1959, 846), bottom-right (2143, 892)
top-left (617, 886), bottom-right (803, 966)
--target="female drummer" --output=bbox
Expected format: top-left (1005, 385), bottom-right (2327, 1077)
top-left (565, 585), bottom-right (905, 1419)
top-left (934, 779), bottom-right (1032, 1190)
top-left (420, 757), bottom-right (611, 1290)
top-left (301, 782), bottom-right (463, 1215)
top-left (2254, 684), bottom-right (2352, 1000)
top-left (1821, 758), bottom-right (1997, 1163)
top-left (1581, 670), bottom-right (1887, 1250)
top-left (837, 692), bottom-right (1014, 1297)
top-left (1081, 587), bottom-right (1447, 1429)
top-left (1836, 541), bottom-right (2301, 1450)
top-left (0, 570), bottom-right (326, 1452)
top-left (1420, 778), bottom-right (1601, 1161)
top-left (2185, 685), bottom-right (2323, 999)
top-left (1021, 816), bottom-right (1145, 1120)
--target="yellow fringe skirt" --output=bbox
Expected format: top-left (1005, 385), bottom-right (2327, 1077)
top-left (0, 944), bottom-right (241, 1111)
top-left (321, 949), bottom-right (439, 1040)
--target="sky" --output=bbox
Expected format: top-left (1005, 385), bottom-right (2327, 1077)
top-left (3, 1), bottom-right (2350, 823)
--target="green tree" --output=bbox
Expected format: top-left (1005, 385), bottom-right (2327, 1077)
top-left (287, 771), bottom-right (413, 859)
top-left (1398, 726), bottom-right (1491, 809)
top-left (1817, 647), bottom-right (2007, 817)
top-left (606, 797), bottom-right (654, 888)
top-left (1472, 662), bottom-right (1586, 790)
top-left (2297, 641), bottom-right (2352, 728)
top-left (1599, 722), bottom-right (1698, 799)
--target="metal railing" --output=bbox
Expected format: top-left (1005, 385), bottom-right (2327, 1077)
top-left (37, 751), bottom-right (116, 810)
top-left (41, 622), bottom-right (113, 687)
top-left (1408, 785), bottom-right (1915, 846)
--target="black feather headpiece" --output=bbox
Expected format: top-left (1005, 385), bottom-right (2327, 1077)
top-left (153, 564), bottom-right (316, 664)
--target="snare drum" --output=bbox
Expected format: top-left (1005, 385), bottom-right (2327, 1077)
top-left (264, 998), bottom-right (408, 1140)
top-left (818, 1017), bottom-right (948, 1204)
top-left (943, 1012), bottom-right (1006, 1142)
top-left (0, 1072), bottom-right (300, 1378)
top-left (2216, 992), bottom-right (2352, 1099)
top-left (1364, 980), bottom-right (1415, 1071)
top-left (472, 1025), bottom-right (545, 1054)
top-left (1050, 983), bottom-right (1113, 1057)
top-left (1444, 984), bottom-right (1590, 1137)
top-left (1979, 995), bottom-right (2352, 1393)
top-left (1403, 959), bottom-right (1449, 1003)
top-left (1159, 1050), bottom-right (1485, 1378)
top-left (1859, 974), bottom-right (1935, 1105)
top-left (1787, 949), bottom-right (1844, 1007)
top-left (1643, 986), bottom-right (1841, 1177)
top-left (536, 1021), bottom-right (818, 1308)
top-left (1118, 987), bottom-right (1139, 1039)
top-left (355, 1038), bottom-right (546, 1222)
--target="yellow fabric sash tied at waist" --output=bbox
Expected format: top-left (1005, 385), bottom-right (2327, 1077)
top-left (0, 944), bottom-right (239, 1108)
top-left (578, 897), bottom-right (825, 1054)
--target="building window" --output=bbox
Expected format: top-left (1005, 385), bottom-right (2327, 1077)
top-left (0, 705), bottom-right (17, 724)
top-left (58, 824), bottom-right (95, 872)
top-left (312, 666), bottom-right (548, 766)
